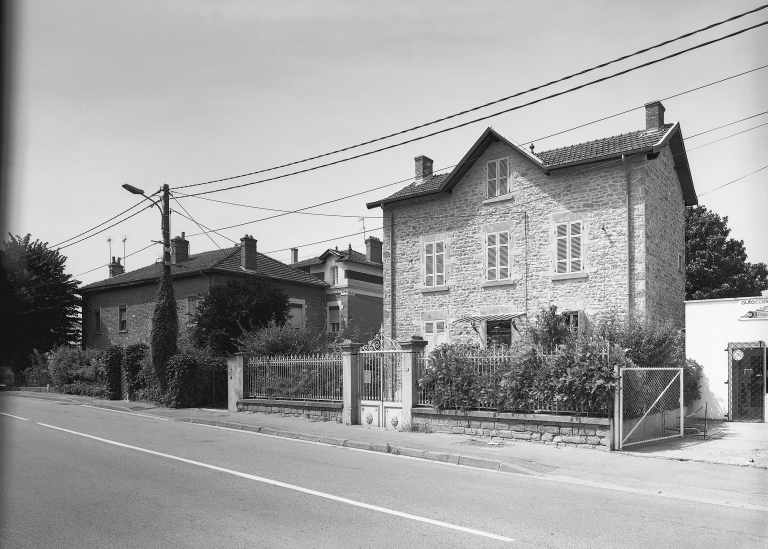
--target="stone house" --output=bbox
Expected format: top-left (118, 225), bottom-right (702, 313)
top-left (367, 101), bottom-right (697, 351)
top-left (79, 234), bottom-right (328, 350)
top-left (291, 237), bottom-right (383, 342)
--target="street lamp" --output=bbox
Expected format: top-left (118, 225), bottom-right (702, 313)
top-left (122, 183), bottom-right (171, 273)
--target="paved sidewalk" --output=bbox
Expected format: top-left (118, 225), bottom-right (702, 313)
top-left (4, 390), bottom-right (767, 511)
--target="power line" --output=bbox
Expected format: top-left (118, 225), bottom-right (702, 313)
top-left (51, 199), bottom-right (147, 248)
top-left (57, 204), bottom-right (155, 250)
top-left (173, 5), bottom-right (768, 191)
top-left (698, 165), bottom-right (768, 196)
top-left (686, 110), bottom-right (768, 138)
top-left (169, 192), bottom-right (227, 249)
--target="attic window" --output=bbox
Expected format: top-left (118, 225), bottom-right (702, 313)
top-left (487, 157), bottom-right (510, 199)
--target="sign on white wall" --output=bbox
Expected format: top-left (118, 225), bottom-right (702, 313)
top-left (739, 298), bottom-right (768, 321)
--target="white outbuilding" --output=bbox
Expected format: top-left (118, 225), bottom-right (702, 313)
top-left (685, 296), bottom-right (767, 422)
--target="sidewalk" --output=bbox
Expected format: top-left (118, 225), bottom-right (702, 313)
top-left (4, 390), bottom-right (767, 511)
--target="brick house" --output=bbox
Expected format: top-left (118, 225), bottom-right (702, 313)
top-left (80, 234), bottom-right (327, 350)
top-left (291, 237), bottom-right (383, 342)
top-left (366, 101), bottom-right (697, 351)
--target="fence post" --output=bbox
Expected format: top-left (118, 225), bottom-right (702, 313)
top-left (228, 353), bottom-right (245, 413)
top-left (613, 364), bottom-right (622, 451)
top-left (400, 336), bottom-right (428, 428)
top-left (341, 341), bottom-right (363, 425)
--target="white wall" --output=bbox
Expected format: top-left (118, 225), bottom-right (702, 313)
top-left (685, 297), bottom-right (768, 420)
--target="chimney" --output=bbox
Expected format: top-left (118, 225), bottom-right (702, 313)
top-left (290, 248), bottom-right (298, 264)
top-left (109, 256), bottom-right (124, 278)
top-left (414, 155), bottom-right (433, 185)
top-left (240, 234), bottom-right (258, 270)
top-left (171, 232), bottom-right (189, 264)
top-left (365, 236), bottom-right (382, 264)
top-left (644, 101), bottom-right (666, 130)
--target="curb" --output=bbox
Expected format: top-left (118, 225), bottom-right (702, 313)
top-left (177, 417), bottom-right (543, 476)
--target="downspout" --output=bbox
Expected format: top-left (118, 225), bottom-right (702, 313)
top-left (622, 154), bottom-right (632, 319)
top-left (389, 208), bottom-right (396, 339)
top-left (524, 211), bottom-right (529, 319)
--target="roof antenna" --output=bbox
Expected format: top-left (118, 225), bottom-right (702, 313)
top-left (122, 236), bottom-right (127, 270)
top-left (358, 217), bottom-right (366, 241)
top-left (107, 237), bottom-right (112, 262)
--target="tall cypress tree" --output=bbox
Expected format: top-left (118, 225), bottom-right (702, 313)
top-left (150, 270), bottom-right (177, 392)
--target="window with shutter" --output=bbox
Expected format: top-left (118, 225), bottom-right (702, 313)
top-left (486, 231), bottom-right (511, 281)
top-left (555, 221), bottom-right (583, 274)
top-left (423, 320), bottom-right (448, 353)
top-left (424, 240), bottom-right (446, 287)
top-left (486, 157), bottom-right (510, 199)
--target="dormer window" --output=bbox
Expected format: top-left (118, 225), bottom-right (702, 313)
top-left (486, 157), bottom-right (509, 199)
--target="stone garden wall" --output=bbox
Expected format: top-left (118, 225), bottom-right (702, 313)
top-left (238, 399), bottom-right (343, 423)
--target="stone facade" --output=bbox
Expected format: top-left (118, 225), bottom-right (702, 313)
top-left (377, 124), bottom-right (690, 343)
top-left (412, 409), bottom-right (611, 450)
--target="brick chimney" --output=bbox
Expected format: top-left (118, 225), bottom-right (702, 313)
top-left (365, 236), bottom-right (382, 264)
top-left (240, 235), bottom-right (258, 270)
top-left (414, 155), bottom-right (433, 185)
top-left (171, 232), bottom-right (189, 264)
top-left (109, 257), bottom-right (124, 278)
top-left (644, 101), bottom-right (666, 130)
top-left (290, 248), bottom-right (298, 264)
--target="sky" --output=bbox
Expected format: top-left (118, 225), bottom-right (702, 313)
top-left (5, 0), bottom-right (768, 286)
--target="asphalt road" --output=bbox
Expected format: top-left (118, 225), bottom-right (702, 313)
top-left (1, 398), bottom-right (766, 548)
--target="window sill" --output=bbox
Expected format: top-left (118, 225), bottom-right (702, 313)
top-left (482, 194), bottom-right (515, 206)
top-left (480, 277), bottom-right (521, 288)
top-left (418, 285), bottom-right (450, 294)
top-left (544, 272), bottom-right (589, 281)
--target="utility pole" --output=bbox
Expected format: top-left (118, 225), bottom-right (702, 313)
top-left (161, 184), bottom-right (171, 275)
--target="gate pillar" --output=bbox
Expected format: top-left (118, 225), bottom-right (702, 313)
top-left (228, 353), bottom-right (245, 413)
top-left (341, 341), bottom-right (364, 425)
top-left (400, 337), bottom-right (429, 427)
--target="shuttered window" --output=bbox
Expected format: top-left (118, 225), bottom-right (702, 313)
top-left (486, 231), bottom-right (511, 281)
top-left (486, 157), bottom-right (509, 198)
top-left (424, 241), bottom-right (445, 287)
top-left (424, 320), bottom-right (448, 354)
top-left (555, 221), bottom-right (583, 274)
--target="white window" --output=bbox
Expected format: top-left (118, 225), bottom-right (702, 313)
top-left (424, 241), bottom-right (445, 287)
top-left (331, 266), bottom-right (339, 286)
top-left (486, 157), bottom-right (510, 199)
top-left (288, 302), bottom-right (304, 330)
top-left (424, 320), bottom-right (448, 354)
top-left (486, 231), bottom-right (511, 281)
top-left (186, 295), bottom-right (198, 324)
top-left (555, 221), bottom-right (583, 274)
top-left (328, 305), bottom-right (340, 333)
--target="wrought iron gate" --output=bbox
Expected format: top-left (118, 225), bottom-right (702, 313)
top-left (359, 331), bottom-right (403, 429)
top-left (619, 367), bottom-right (683, 449)
top-left (728, 342), bottom-right (766, 423)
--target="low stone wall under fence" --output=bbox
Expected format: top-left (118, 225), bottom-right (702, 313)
top-left (238, 398), bottom-right (343, 423)
top-left (412, 407), bottom-right (612, 451)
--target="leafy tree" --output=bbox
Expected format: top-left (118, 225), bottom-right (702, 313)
top-left (151, 270), bottom-right (177, 392)
top-left (238, 321), bottom-right (325, 356)
top-left (686, 206), bottom-right (768, 300)
top-left (192, 279), bottom-right (290, 356)
top-left (1, 234), bottom-right (81, 372)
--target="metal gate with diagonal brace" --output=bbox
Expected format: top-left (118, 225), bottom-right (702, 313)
top-left (619, 367), bottom-right (683, 449)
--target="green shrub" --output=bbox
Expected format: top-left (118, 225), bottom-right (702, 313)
top-left (166, 354), bottom-right (199, 408)
top-left (683, 358), bottom-right (703, 407)
top-left (132, 354), bottom-right (163, 404)
top-left (238, 321), bottom-right (326, 356)
top-left (123, 343), bottom-right (148, 400)
top-left (103, 345), bottom-right (123, 400)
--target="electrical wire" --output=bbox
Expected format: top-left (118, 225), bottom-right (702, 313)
top-left (51, 199), bottom-right (147, 248)
top-left (169, 192), bottom-right (229, 249)
top-left (173, 5), bottom-right (768, 191)
top-left (57, 204), bottom-right (156, 250)
top-left (698, 165), bottom-right (768, 196)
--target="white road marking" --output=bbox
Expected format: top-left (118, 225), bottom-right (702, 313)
top-left (0, 412), bottom-right (28, 421)
top-left (80, 405), bottom-right (170, 421)
top-left (188, 422), bottom-right (768, 513)
top-left (36, 422), bottom-right (515, 543)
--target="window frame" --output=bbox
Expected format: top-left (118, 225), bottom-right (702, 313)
top-left (288, 298), bottom-right (306, 330)
top-left (93, 308), bottom-right (101, 334)
top-left (486, 157), bottom-right (510, 199)
top-left (330, 266), bottom-right (339, 286)
top-left (118, 304), bottom-right (128, 333)
top-left (423, 320), bottom-right (447, 353)
top-left (485, 230), bottom-right (512, 282)
top-left (186, 295), bottom-right (199, 325)
top-left (423, 240), bottom-right (446, 288)
top-left (554, 220), bottom-right (584, 275)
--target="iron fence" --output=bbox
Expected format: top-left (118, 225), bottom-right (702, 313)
top-left (14, 368), bottom-right (51, 388)
top-left (245, 353), bottom-right (343, 402)
top-left (416, 346), bottom-right (611, 417)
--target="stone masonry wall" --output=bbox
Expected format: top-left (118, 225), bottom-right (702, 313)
top-left (412, 409), bottom-right (610, 450)
top-left (238, 401), bottom-right (343, 423)
top-left (644, 146), bottom-right (686, 328)
top-left (382, 140), bottom-right (649, 340)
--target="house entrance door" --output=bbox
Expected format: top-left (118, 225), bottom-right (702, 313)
top-left (359, 331), bottom-right (403, 429)
top-left (728, 342), bottom-right (766, 423)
